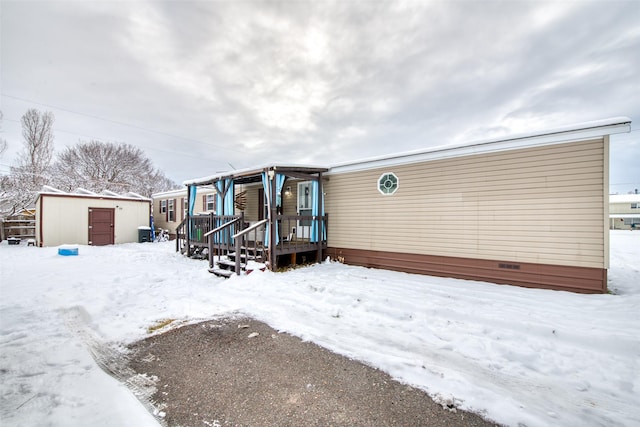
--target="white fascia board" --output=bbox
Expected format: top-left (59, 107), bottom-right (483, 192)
top-left (152, 188), bottom-right (188, 198)
top-left (328, 117), bottom-right (631, 175)
top-left (609, 194), bottom-right (640, 203)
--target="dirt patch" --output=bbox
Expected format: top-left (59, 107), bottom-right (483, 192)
top-left (127, 317), bottom-right (499, 427)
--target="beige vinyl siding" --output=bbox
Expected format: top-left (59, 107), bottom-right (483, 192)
top-left (153, 189), bottom-right (215, 234)
top-left (283, 179), bottom-right (300, 216)
top-left (242, 181), bottom-right (299, 222)
top-left (242, 184), bottom-right (261, 222)
top-left (325, 139), bottom-right (607, 269)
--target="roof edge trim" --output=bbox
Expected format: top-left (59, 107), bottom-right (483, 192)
top-left (328, 117), bottom-right (631, 175)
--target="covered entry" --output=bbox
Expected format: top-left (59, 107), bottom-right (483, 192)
top-left (179, 165), bottom-right (328, 276)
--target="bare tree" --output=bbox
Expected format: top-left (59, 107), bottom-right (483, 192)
top-left (50, 140), bottom-right (178, 197)
top-left (12, 109), bottom-right (55, 189)
top-left (1, 109), bottom-right (55, 217)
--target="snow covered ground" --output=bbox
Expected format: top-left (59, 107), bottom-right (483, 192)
top-left (1, 231), bottom-right (638, 427)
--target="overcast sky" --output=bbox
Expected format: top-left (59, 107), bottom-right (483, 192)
top-left (1, 0), bottom-right (639, 192)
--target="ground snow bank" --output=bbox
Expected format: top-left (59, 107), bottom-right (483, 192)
top-left (1, 231), bottom-right (639, 426)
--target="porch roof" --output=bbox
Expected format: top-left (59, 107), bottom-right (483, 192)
top-left (183, 164), bottom-right (329, 186)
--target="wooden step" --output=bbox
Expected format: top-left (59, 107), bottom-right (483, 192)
top-left (208, 268), bottom-right (234, 278)
top-left (216, 259), bottom-right (246, 270)
top-left (228, 253), bottom-right (263, 263)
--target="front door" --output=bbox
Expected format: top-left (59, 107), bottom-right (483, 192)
top-left (297, 181), bottom-right (312, 239)
top-left (88, 208), bottom-right (115, 245)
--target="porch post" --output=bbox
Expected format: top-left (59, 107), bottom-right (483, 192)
top-left (186, 185), bottom-right (192, 257)
top-left (316, 172), bottom-right (323, 262)
top-left (269, 170), bottom-right (277, 269)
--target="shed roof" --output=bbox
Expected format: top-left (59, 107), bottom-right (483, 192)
top-left (37, 186), bottom-right (150, 202)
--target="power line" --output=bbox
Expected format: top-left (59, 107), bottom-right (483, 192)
top-left (0, 120), bottom-right (231, 173)
top-left (1, 92), bottom-right (248, 156)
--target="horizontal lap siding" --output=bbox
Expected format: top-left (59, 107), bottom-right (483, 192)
top-left (243, 185), bottom-right (261, 221)
top-left (325, 139), bottom-right (606, 269)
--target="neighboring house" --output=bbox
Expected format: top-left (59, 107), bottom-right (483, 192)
top-left (180, 117), bottom-right (631, 293)
top-left (35, 186), bottom-right (151, 247)
top-left (152, 187), bottom-right (217, 238)
top-left (609, 194), bottom-right (640, 230)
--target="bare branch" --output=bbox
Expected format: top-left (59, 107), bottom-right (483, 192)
top-left (50, 140), bottom-right (178, 197)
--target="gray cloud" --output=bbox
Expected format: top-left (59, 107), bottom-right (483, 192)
top-left (1, 0), bottom-right (639, 191)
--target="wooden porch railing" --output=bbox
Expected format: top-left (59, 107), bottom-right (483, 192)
top-left (175, 218), bottom-right (187, 253)
top-left (231, 219), bottom-right (268, 275)
top-left (274, 214), bottom-right (328, 257)
top-left (189, 214), bottom-right (214, 246)
top-left (177, 213), bottom-right (328, 274)
top-left (204, 214), bottom-right (243, 269)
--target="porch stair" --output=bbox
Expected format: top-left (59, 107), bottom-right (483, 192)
top-left (209, 246), bottom-right (266, 278)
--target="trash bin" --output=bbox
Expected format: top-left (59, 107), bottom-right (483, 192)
top-left (138, 226), bottom-right (152, 243)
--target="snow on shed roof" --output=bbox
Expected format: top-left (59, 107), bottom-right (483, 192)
top-left (38, 186), bottom-right (150, 201)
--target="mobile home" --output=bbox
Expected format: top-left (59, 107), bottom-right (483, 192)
top-left (180, 117), bottom-right (631, 293)
top-left (609, 194), bottom-right (640, 230)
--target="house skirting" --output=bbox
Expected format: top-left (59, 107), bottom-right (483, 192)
top-left (325, 247), bottom-right (607, 294)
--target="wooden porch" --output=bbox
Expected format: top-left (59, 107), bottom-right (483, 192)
top-left (177, 165), bottom-right (328, 277)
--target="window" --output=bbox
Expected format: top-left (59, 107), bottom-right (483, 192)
top-left (168, 199), bottom-right (175, 222)
top-left (378, 172), bottom-right (399, 195)
top-left (205, 194), bottom-right (215, 211)
top-left (631, 203), bottom-right (638, 209)
top-left (160, 200), bottom-right (167, 214)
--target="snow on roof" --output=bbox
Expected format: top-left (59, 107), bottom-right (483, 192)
top-left (74, 188), bottom-right (98, 196)
top-left (40, 185), bottom-right (66, 194)
top-left (183, 163), bottom-right (328, 187)
top-left (38, 186), bottom-right (150, 201)
top-left (151, 186), bottom-right (217, 198)
top-left (610, 194), bottom-right (640, 203)
top-left (123, 191), bottom-right (148, 200)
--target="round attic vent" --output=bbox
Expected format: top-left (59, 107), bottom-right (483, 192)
top-left (378, 172), bottom-right (399, 195)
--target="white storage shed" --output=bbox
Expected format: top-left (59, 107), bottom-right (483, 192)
top-left (35, 187), bottom-right (151, 247)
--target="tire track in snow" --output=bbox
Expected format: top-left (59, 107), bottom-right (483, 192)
top-left (62, 306), bottom-right (167, 426)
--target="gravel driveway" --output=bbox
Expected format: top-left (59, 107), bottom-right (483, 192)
top-left (127, 317), bottom-right (499, 427)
